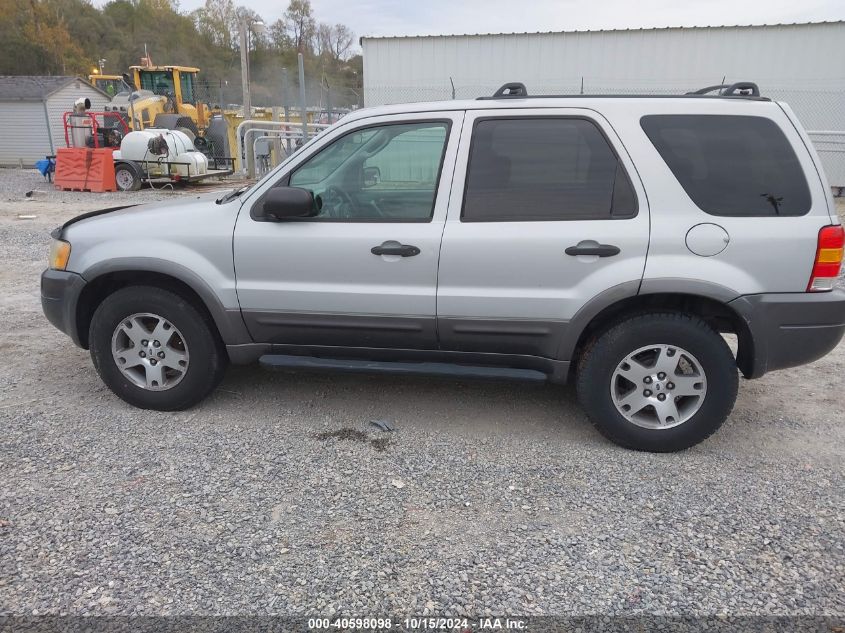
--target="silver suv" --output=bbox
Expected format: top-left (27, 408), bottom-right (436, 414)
top-left (41, 82), bottom-right (845, 452)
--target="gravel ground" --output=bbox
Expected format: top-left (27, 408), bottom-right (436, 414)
top-left (1, 167), bottom-right (844, 618)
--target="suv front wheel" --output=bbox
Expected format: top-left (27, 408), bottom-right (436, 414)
top-left (576, 313), bottom-right (738, 452)
top-left (89, 286), bottom-right (227, 410)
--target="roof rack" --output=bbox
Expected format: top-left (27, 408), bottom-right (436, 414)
top-left (686, 82), bottom-right (760, 96)
top-left (479, 81), bottom-right (766, 100)
top-left (492, 82), bottom-right (528, 97)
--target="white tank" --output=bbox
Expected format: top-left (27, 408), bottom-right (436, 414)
top-left (113, 128), bottom-right (209, 178)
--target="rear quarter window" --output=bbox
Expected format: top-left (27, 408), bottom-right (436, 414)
top-left (640, 114), bottom-right (811, 217)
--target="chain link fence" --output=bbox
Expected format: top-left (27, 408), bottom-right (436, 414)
top-left (211, 72), bottom-right (358, 177)
top-left (363, 77), bottom-right (706, 104)
top-left (196, 78), bottom-right (361, 118)
top-left (363, 77), bottom-right (845, 103)
top-left (202, 73), bottom-right (844, 188)
top-left (189, 75), bottom-right (362, 176)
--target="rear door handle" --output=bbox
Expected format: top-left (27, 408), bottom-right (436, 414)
top-left (371, 243), bottom-right (420, 257)
top-left (565, 242), bottom-right (621, 257)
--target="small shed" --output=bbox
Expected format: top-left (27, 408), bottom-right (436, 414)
top-left (0, 76), bottom-right (111, 167)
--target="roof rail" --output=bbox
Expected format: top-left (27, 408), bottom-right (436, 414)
top-left (478, 81), bottom-right (766, 100)
top-left (687, 82), bottom-right (761, 97)
top-left (490, 82), bottom-right (528, 98)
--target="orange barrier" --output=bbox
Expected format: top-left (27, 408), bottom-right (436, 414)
top-left (54, 147), bottom-right (117, 193)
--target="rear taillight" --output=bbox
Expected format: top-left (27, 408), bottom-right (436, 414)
top-left (808, 225), bottom-right (844, 292)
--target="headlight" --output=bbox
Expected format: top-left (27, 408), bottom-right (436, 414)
top-left (49, 239), bottom-right (71, 270)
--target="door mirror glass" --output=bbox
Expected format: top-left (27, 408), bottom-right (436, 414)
top-left (362, 166), bottom-right (381, 188)
top-left (259, 187), bottom-right (320, 221)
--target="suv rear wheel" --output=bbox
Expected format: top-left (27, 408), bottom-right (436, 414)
top-left (89, 286), bottom-right (227, 410)
top-left (576, 313), bottom-right (738, 452)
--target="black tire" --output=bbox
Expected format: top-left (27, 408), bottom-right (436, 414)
top-left (175, 127), bottom-right (196, 142)
top-left (576, 312), bottom-right (738, 452)
top-left (153, 114), bottom-right (199, 137)
top-left (114, 162), bottom-right (141, 192)
top-left (89, 286), bottom-right (227, 411)
top-left (193, 135), bottom-right (209, 153)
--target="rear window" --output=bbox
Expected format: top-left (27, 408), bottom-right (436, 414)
top-left (640, 114), bottom-right (811, 217)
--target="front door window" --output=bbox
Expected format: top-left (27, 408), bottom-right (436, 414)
top-left (288, 121), bottom-right (449, 221)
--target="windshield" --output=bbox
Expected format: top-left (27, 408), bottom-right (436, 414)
top-left (97, 78), bottom-right (131, 96)
top-left (139, 71), bottom-right (175, 97)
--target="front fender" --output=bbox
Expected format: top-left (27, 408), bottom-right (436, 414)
top-left (80, 255), bottom-right (252, 346)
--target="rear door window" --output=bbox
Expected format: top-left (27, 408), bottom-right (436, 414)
top-left (462, 117), bottom-right (637, 222)
top-left (641, 114), bottom-right (811, 216)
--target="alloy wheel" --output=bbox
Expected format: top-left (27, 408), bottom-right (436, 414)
top-left (110, 313), bottom-right (189, 391)
top-left (610, 344), bottom-right (707, 429)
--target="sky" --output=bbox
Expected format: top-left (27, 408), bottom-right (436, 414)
top-left (174, 0), bottom-right (845, 44)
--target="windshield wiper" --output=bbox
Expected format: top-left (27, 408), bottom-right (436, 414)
top-left (216, 186), bottom-right (249, 204)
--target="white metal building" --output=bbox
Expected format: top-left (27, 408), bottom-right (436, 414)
top-left (0, 76), bottom-right (111, 167)
top-left (361, 22), bottom-right (845, 186)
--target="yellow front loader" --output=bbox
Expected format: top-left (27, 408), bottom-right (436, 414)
top-left (101, 63), bottom-right (236, 168)
top-left (128, 65), bottom-right (209, 131)
top-left (87, 73), bottom-right (132, 97)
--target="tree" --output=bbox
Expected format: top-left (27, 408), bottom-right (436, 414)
top-left (284, 0), bottom-right (314, 53)
top-left (0, 0), bottom-right (361, 109)
top-left (22, 0), bottom-right (87, 74)
top-left (193, 0), bottom-right (238, 49)
top-left (268, 18), bottom-right (290, 50)
top-left (316, 23), bottom-right (353, 61)
top-left (315, 22), bottom-right (331, 57)
top-left (328, 23), bottom-right (353, 61)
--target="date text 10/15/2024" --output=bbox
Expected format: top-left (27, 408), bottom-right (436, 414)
top-left (307, 617), bottom-right (529, 630)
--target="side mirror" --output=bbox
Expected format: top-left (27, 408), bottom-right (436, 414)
top-left (259, 186), bottom-right (320, 221)
top-left (363, 166), bottom-right (381, 187)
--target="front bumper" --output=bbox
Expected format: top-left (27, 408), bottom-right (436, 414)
top-left (41, 269), bottom-right (87, 348)
top-left (729, 290), bottom-right (845, 378)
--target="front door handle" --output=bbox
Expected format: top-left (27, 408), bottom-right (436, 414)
top-left (371, 242), bottom-right (420, 257)
top-left (565, 242), bottom-right (621, 257)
